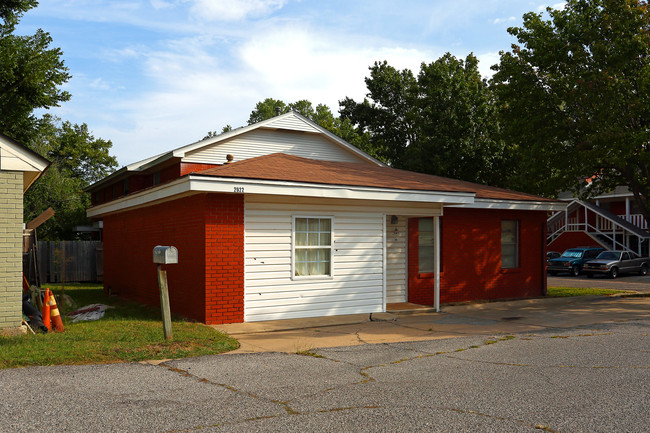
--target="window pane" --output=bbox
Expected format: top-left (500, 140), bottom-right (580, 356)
top-left (320, 218), bottom-right (331, 232)
top-left (320, 233), bottom-right (331, 246)
top-left (308, 260), bottom-right (319, 275)
top-left (295, 218), bottom-right (307, 232)
top-left (295, 232), bottom-right (307, 246)
top-left (501, 220), bottom-right (518, 269)
top-left (419, 218), bottom-right (433, 233)
top-left (308, 232), bottom-right (320, 246)
top-left (307, 248), bottom-right (318, 262)
top-left (295, 262), bottom-right (306, 277)
top-left (321, 261), bottom-right (330, 275)
top-left (296, 249), bottom-right (307, 262)
top-left (308, 218), bottom-right (319, 232)
top-left (419, 246), bottom-right (435, 273)
top-left (418, 218), bottom-right (435, 273)
top-left (320, 248), bottom-right (330, 262)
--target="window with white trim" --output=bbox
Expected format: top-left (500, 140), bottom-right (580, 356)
top-left (501, 220), bottom-right (519, 269)
top-left (293, 217), bottom-right (332, 277)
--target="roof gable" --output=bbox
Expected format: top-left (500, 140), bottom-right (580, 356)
top-left (160, 111), bottom-right (382, 169)
top-left (0, 132), bottom-right (49, 192)
top-left (89, 111), bottom-right (384, 191)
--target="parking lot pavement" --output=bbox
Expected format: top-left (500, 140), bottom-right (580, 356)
top-left (548, 274), bottom-right (650, 292)
top-left (2, 318), bottom-right (649, 433)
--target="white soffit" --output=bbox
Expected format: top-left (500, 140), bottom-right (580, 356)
top-left (0, 136), bottom-right (49, 192)
top-left (451, 198), bottom-right (566, 211)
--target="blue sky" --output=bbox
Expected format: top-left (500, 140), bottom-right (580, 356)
top-left (17, 0), bottom-right (564, 166)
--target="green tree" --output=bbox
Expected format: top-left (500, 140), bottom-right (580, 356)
top-left (492, 0), bottom-right (650, 221)
top-left (0, 0), bottom-right (70, 143)
top-left (340, 54), bottom-right (508, 185)
top-left (24, 115), bottom-right (118, 240)
top-left (247, 98), bottom-right (288, 124)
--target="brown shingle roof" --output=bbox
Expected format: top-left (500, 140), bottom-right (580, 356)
top-left (193, 153), bottom-right (555, 202)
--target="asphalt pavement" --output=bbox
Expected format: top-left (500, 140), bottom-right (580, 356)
top-left (1, 295), bottom-right (649, 432)
top-left (548, 273), bottom-right (650, 292)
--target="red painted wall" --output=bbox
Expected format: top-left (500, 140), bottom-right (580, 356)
top-left (102, 193), bottom-right (244, 324)
top-left (609, 201), bottom-right (626, 215)
top-left (436, 208), bottom-right (547, 304)
top-left (548, 231), bottom-right (603, 253)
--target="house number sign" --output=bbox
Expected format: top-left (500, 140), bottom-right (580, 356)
top-left (234, 187), bottom-right (244, 193)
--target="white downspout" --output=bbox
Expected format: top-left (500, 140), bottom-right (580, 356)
top-left (434, 215), bottom-right (440, 312)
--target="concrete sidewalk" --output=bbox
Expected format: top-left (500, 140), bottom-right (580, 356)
top-left (213, 295), bottom-right (650, 353)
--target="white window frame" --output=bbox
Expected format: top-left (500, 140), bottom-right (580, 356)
top-left (501, 219), bottom-right (519, 269)
top-left (291, 215), bottom-right (334, 280)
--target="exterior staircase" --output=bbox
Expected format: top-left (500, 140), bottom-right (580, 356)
top-left (547, 200), bottom-right (650, 257)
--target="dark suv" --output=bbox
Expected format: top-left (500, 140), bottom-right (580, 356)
top-left (547, 246), bottom-right (605, 276)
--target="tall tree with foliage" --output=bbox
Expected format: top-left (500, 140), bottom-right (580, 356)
top-left (0, 0), bottom-right (70, 143)
top-left (340, 54), bottom-right (509, 185)
top-left (24, 115), bottom-right (118, 240)
top-left (492, 0), bottom-right (650, 221)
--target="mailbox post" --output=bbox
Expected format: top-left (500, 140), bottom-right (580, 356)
top-left (153, 246), bottom-right (178, 340)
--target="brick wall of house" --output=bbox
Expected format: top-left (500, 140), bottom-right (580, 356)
top-left (408, 208), bottom-right (547, 305)
top-left (0, 171), bottom-right (23, 330)
top-left (102, 192), bottom-right (244, 324)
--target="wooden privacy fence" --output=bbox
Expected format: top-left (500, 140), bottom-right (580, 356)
top-left (37, 241), bottom-right (103, 283)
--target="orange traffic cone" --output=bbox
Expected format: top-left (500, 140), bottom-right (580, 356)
top-left (42, 289), bottom-right (51, 331)
top-left (48, 290), bottom-right (65, 332)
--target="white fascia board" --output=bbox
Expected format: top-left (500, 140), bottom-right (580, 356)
top-left (189, 176), bottom-right (474, 203)
top-left (87, 175), bottom-right (475, 217)
top-left (452, 198), bottom-right (566, 211)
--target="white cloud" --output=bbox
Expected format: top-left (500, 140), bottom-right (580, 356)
top-left (150, 0), bottom-right (175, 10)
top-left (537, 2), bottom-right (566, 12)
top-left (86, 25), bottom-right (436, 164)
top-left (89, 78), bottom-right (111, 90)
top-left (188, 0), bottom-right (289, 22)
top-left (476, 51), bottom-right (500, 79)
top-left (493, 16), bottom-right (515, 25)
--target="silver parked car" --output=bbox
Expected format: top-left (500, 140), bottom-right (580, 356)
top-left (582, 251), bottom-right (649, 278)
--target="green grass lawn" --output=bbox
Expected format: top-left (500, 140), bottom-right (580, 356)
top-left (0, 284), bottom-right (239, 369)
top-left (547, 287), bottom-right (633, 297)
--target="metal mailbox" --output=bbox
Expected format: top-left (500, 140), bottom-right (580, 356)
top-left (153, 246), bottom-right (178, 264)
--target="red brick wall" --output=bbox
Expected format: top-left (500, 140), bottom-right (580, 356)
top-left (437, 208), bottom-right (547, 303)
top-left (204, 193), bottom-right (244, 324)
top-left (102, 193), bottom-right (244, 324)
top-left (548, 231), bottom-right (603, 253)
top-left (181, 163), bottom-right (219, 175)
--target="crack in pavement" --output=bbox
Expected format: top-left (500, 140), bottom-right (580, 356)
top-left (158, 335), bottom-right (571, 432)
top-left (156, 362), bottom-right (301, 430)
top-left (163, 402), bottom-right (560, 432)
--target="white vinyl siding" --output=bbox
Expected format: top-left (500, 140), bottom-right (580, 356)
top-left (386, 215), bottom-right (407, 303)
top-left (262, 115), bottom-right (322, 132)
top-left (244, 197), bottom-right (385, 322)
top-left (183, 129), bottom-right (369, 165)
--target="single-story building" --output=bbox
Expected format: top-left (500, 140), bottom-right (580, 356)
top-left (0, 132), bottom-right (49, 334)
top-left (87, 112), bottom-right (564, 324)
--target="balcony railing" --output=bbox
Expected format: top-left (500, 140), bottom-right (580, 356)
top-left (597, 214), bottom-right (647, 231)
